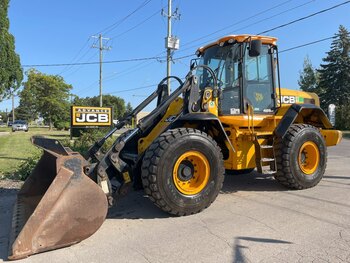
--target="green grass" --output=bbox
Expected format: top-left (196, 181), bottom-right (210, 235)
top-left (0, 127), bottom-right (10, 132)
top-left (0, 128), bottom-right (69, 178)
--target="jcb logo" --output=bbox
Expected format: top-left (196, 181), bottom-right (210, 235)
top-left (281, 96), bottom-right (296, 104)
top-left (75, 113), bottom-right (109, 123)
top-left (71, 106), bottom-right (112, 127)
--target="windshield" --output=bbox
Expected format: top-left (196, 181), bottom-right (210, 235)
top-left (14, 120), bottom-right (26, 124)
top-left (197, 44), bottom-right (240, 89)
top-left (197, 44), bottom-right (241, 114)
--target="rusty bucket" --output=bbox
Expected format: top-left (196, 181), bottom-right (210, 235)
top-left (8, 137), bottom-right (108, 260)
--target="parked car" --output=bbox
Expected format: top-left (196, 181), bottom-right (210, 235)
top-left (8, 121), bottom-right (13, 127)
top-left (0, 121), bottom-right (6, 127)
top-left (12, 120), bottom-right (29, 132)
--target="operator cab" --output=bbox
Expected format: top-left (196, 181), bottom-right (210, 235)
top-left (196, 35), bottom-right (279, 115)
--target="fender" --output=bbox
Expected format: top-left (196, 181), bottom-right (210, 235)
top-left (173, 113), bottom-right (235, 156)
top-left (275, 104), bottom-right (333, 138)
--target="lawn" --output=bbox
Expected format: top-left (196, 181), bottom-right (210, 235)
top-left (0, 128), bottom-right (69, 178)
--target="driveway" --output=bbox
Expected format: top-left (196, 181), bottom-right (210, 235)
top-left (1, 139), bottom-right (349, 263)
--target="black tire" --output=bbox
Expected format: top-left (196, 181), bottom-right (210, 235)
top-left (225, 168), bottom-right (254, 175)
top-left (141, 128), bottom-right (224, 216)
top-left (274, 124), bottom-right (327, 189)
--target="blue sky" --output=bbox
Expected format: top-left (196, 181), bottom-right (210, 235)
top-left (1, 0), bottom-right (350, 112)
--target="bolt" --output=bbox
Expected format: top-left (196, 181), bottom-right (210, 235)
top-left (110, 153), bottom-right (118, 162)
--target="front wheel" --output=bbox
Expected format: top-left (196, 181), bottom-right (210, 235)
top-left (274, 124), bottom-right (327, 189)
top-left (141, 128), bottom-right (224, 216)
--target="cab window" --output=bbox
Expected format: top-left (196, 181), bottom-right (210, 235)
top-left (244, 45), bottom-right (274, 113)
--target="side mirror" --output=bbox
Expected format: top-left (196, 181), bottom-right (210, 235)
top-left (249, 39), bottom-right (262, 57)
top-left (190, 58), bottom-right (198, 70)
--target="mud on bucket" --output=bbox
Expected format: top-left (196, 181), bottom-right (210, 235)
top-left (8, 137), bottom-right (108, 260)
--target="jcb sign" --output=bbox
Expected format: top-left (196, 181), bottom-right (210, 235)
top-left (71, 106), bottom-right (112, 127)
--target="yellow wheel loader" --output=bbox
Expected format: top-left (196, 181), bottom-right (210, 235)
top-left (8, 34), bottom-right (342, 259)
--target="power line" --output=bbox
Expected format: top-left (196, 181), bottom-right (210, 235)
top-left (96, 1), bottom-right (309, 85)
top-left (22, 0), bottom-right (348, 91)
top-left (22, 56), bottom-right (165, 67)
top-left (175, 0), bottom-right (316, 55)
top-left (97, 0), bottom-right (153, 35)
top-left (58, 38), bottom-right (91, 75)
top-left (279, 36), bottom-right (335, 53)
top-left (110, 8), bottom-right (162, 39)
top-left (179, 0), bottom-right (294, 50)
top-left (63, 52), bottom-right (98, 79)
top-left (107, 83), bottom-right (156, 94)
top-left (258, 1), bottom-right (350, 35)
top-left (21, 33), bottom-right (335, 69)
top-left (72, 33), bottom-right (337, 95)
top-left (103, 36), bottom-right (338, 95)
top-left (20, 1), bottom-right (312, 69)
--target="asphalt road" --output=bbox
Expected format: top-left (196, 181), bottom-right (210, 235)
top-left (1, 139), bottom-right (349, 263)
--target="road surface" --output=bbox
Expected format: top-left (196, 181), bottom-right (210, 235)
top-left (1, 139), bottom-right (349, 262)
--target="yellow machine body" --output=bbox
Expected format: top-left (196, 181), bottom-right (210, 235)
top-left (137, 87), bottom-right (341, 171)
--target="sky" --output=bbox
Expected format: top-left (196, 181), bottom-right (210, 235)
top-left (1, 0), bottom-right (350, 112)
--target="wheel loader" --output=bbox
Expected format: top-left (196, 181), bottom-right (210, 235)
top-left (8, 34), bottom-right (342, 260)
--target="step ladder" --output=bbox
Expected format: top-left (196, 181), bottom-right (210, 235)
top-left (253, 135), bottom-right (277, 175)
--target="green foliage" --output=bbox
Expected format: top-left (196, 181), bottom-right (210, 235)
top-left (0, 0), bottom-right (23, 98)
top-left (73, 94), bottom-right (130, 120)
top-left (335, 105), bottom-right (350, 130)
top-left (124, 102), bottom-right (133, 117)
top-left (0, 111), bottom-right (7, 122)
top-left (298, 25), bottom-right (350, 130)
top-left (298, 56), bottom-right (320, 94)
top-left (60, 129), bottom-right (114, 156)
top-left (317, 25), bottom-right (350, 109)
top-left (13, 151), bottom-right (42, 181)
top-left (20, 69), bottom-right (72, 129)
top-left (54, 120), bottom-right (70, 130)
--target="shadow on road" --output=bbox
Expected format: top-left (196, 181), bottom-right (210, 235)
top-left (0, 188), bottom-right (18, 261)
top-left (324, 175), bottom-right (350, 180)
top-left (221, 171), bottom-right (286, 194)
top-left (232, 236), bottom-right (292, 263)
top-left (108, 171), bottom-right (287, 220)
top-left (107, 190), bottom-right (171, 220)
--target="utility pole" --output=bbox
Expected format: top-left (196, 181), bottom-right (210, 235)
top-left (92, 34), bottom-right (111, 107)
top-left (11, 92), bottom-right (15, 123)
top-left (162, 0), bottom-right (180, 94)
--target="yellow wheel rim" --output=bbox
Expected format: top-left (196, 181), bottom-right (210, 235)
top-left (298, 141), bottom-right (320, 175)
top-left (173, 151), bottom-right (210, 195)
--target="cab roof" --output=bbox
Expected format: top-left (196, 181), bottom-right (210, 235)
top-left (197, 34), bottom-right (278, 55)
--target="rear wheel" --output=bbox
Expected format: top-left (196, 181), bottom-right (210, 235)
top-left (141, 128), bottom-right (224, 216)
top-left (274, 124), bottom-right (327, 189)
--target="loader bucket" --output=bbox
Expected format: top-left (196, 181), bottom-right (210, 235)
top-left (8, 137), bottom-right (108, 260)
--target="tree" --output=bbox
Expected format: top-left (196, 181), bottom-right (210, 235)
top-left (317, 25), bottom-right (350, 109)
top-left (73, 95), bottom-right (128, 120)
top-left (0, 111), bottom-right (7, 122)
top-left (298, 56), bottom-right (320, 94)
top-left (20, 69), bottom-right (72, 129)
top-left (124, 102), bottom-right (133, 117)
top-left (0, 0), bottom-right (23, 99)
